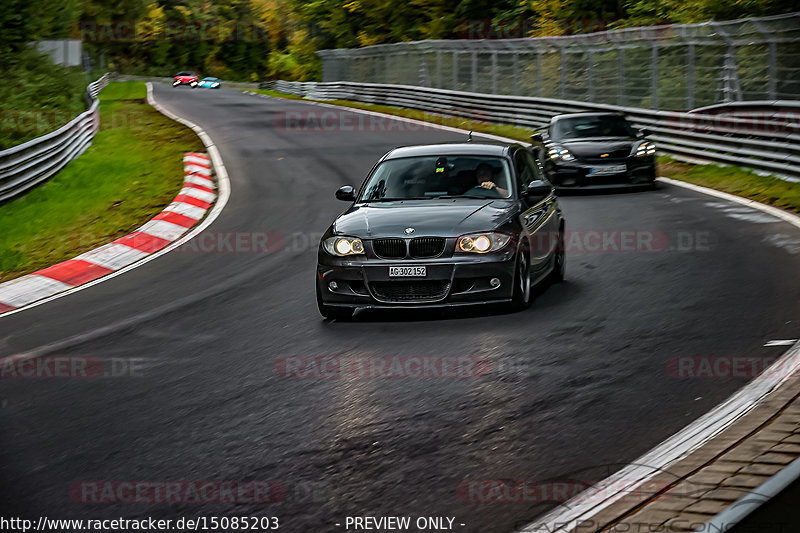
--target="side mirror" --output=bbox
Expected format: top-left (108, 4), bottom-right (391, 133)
top-left (335, 185), bottom-right (356, 202)
top-left (525, 179), bottom-right (554, 201)
top-left (640, 127), bottom-right (652, 137)
top-left (531, 132), bottom-right (544, 143)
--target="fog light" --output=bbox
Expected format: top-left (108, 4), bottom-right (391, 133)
top-left (328, 281), bottom-right (338, 291)
top-left (490, 278), bottom-right (501, 288)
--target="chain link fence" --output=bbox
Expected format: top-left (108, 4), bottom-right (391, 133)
top-left (317, 13), bottom-right (800, 111)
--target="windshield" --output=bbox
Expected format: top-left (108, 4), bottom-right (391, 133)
top-left (177, 71), bottom-right (196, 76)
top-left (359, 155), bottom-right (513, 201)
top-left (551, 115), bottom-right (637, 141)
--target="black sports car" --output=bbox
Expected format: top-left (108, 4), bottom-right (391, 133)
top-left (531, 112), bottom-right (656, 189)
top-left (316, 143), bottom-right (566, 320)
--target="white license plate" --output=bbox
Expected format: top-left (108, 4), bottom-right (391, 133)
top-left (389, 266), bottom-right (427, 277)
top-left (589, 164), bottom-right (627, 176)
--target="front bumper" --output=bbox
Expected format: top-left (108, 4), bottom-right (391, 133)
top-left (317, 252), bottom-right (517, 309)
top-left (547, 156), bottom-right (656, 189)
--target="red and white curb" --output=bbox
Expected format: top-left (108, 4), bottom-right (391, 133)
top-left (0, 153), bottom-right (215, 315)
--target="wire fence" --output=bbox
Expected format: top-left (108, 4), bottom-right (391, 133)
top-left (317, 13), bottom-right (800, 111)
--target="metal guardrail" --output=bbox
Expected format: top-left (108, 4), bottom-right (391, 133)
top-left (259, 80), bottom-right (800, 181)
top-left (0, 73), bottom-right (109, 203)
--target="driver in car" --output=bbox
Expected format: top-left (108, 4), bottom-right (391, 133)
top-left (475, 163), bottom-right (508, 196)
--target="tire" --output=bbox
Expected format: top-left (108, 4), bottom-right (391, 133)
top-left (551, 228), bottom-right (566, 283)
top-left (511, 246), bottom-right (532, 310)
top-left (316, 282), bottom-right (353, 321)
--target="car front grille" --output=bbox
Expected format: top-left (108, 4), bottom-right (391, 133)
top-left (370, 280), bottom-right (451, 302)
top-left (373, 238), bottom-right (406, 259)
top-left (409, 237), bottom-right (445, 258)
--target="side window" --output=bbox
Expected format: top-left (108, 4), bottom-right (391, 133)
top-left (514, 151), bottom-right (532, 195)
top-left (524, 150), bottom-right (547, 183)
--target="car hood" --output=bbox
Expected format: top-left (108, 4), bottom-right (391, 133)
top-left (558, 139), bottom-right (636, 158)
top-left (333, 200), bottom-right (515, 238)
top-left (175, 76), bottom-right (197, 80)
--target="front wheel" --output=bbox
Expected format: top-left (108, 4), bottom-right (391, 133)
top-left (512, 248), bottom-right (532, 310)
top-left (316, 282), bottom-right (353, 321)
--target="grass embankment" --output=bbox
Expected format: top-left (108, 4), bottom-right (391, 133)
top-left (0, 47), bottom-right (105, 149)
top-left (250, 88), bottom-right (800, 214)
top-left (0, 81), bottom-right (204, 282)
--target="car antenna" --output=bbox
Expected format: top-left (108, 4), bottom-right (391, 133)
top-left (467, 131), bottom-right (473, 142)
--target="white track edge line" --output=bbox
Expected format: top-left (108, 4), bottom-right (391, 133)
top-left (524, 339), bottom-right (800, 532)
top-left (0, 83), bottom-right (231, 319)
top-left (658, 176), bottom-right (800, 230)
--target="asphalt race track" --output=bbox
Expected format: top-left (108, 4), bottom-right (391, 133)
top-left (1, 84), bottom-right (799, 532)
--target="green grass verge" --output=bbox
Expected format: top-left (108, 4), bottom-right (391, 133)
top-left (249, 88), bottom-right (800, 215)
top-left (0, 81), bottom-right (205, 282)
top-left (658, 157), bottom-right (800, 214)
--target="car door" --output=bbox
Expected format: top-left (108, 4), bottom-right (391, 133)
top-left (515, 149), bottom-right (559, 274)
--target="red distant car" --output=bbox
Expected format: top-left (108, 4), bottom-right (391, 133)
top-left (173, 71), bottom-right (198, 88)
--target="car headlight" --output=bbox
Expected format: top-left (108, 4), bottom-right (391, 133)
top-left (634, 142), bottom-right (656, 157)
top-left (547, 146), bottom-right (575, 162)
top-left (457, 232), bottom-right (512, 253)
top-left (323, 236), bottom-right (365, 257)
top-left (212, 82), bottom-right (219, 87)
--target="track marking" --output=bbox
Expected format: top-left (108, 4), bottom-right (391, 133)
top-left (764, 339), bottom-right (798, 347)
top-left (0, 83), bottom-right (231, 319)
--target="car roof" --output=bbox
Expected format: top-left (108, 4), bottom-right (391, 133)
top-left (384, 143), bottom-right (514, 160)
top-left (551, 112), bottom-right (626, 121)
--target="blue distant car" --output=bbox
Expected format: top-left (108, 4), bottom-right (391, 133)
top-left (197, 77), bottom-right (221, 89)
